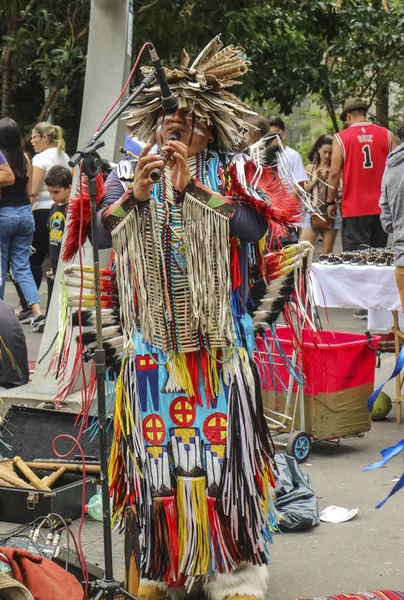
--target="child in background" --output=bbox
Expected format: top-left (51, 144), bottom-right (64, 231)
top-left (45, 166), bottom-right (72, 313)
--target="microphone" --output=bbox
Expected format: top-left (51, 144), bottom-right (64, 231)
top-left (150, 132), bottom-right (179, 182)
top-left (148, 45), bottom-right (178, 114)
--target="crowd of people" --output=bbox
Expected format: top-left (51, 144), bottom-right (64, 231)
top-left (0, 31), bottom-right (403, 600)
top-left (0, 120), bottom-right (71, 334)
top-left (248, 99), bottom-right (398, 259)
top-left (0, 94), bottom-right (401, 379)
top-left (246, 99), bottom-right (399, 320)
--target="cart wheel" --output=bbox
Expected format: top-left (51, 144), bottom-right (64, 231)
top-left (286, 431), bottom-right (312, 463)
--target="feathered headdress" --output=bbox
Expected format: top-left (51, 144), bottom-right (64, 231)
top-left (127, 35), bottom-right (255, 152)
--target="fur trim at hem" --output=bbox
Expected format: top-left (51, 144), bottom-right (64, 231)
top-left (204, 565), bottom-right (270, 600)
top-left (139, 580), bottom-right (168, 592)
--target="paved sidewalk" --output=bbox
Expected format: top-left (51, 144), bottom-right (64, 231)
top-left (1, 232), bottom-right (403, 598)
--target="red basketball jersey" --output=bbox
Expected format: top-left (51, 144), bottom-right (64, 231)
top-left (335, 122), bottom-right (392, 218)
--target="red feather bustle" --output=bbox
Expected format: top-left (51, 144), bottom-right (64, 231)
top-left (62, 172), bottom-right (106, 262)
top-left (228, 160), bottom-right (302, 237)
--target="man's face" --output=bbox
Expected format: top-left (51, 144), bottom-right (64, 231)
top-left (156, 109), bottom-right (211, 157)
top-left (268, 126), bottom-right (286, 146)
top-left (47, 185), bottom-right (71, 204)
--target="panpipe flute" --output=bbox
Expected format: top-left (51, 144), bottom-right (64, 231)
top-left (42, 467), bottom-right (66, 487)
top-left (13, 456), bottom-right (51, 492)
top-left (26, 461), bottom-right (100, 474)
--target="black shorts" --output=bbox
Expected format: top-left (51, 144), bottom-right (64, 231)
top-left (341, 214), bottom-right (388, 251)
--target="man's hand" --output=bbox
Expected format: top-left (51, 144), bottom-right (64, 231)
top-left (317, 167), bottom-right (329, 181)
top-left (327, 202), bottom-right (337, 218)
top-left (132, 143), bottom-right (164, 201)
top-left (327, 138), bottom-right (343, 207)
top-left (163, 139), bottom-right (191, 192)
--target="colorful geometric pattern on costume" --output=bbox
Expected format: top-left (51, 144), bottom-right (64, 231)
top-left (51, 144), bottom-right (305, 590)
top-left (109, 345), bottom-right (277, 588)
top-left (107, 151), bottom-right (288, 589)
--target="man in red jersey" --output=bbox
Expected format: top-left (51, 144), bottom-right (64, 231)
top-left (328, 98), bottom-right (397, 251)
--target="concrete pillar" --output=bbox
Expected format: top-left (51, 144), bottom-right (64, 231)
top-left (77, 0), bottom-right (134, 163)
top-left (26, 0), bottom-right (133, 398)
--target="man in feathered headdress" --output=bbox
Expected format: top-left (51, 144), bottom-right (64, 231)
top-left (67, 35), bottom-right (300, 600)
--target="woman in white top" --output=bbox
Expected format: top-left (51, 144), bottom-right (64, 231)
top-left (30, 122), bottom-right (70, 289)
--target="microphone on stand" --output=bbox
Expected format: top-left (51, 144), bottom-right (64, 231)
top-left (148, 45), bottom-right (178, 114)
top-left (150, 132), bottom-right (179, 182)
top-left (147, 45), bottom-right (179, 181)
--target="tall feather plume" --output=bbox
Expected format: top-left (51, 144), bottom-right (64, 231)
top-left (190, 34), bottom-right (223, 71)
top-left (180, 48), bottom-right (190, 69)
top-left (201, 46), bottom-right (245, 73)
top-left (208, 62), bottom-right (247, 81)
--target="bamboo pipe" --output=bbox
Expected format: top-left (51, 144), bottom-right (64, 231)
top-left (42, 467), bottom-right (66, 489)
top-left (13, 456), bottom-right (51, 492)
top-left (0, 477), bottom-right (15, 488)
top-left (26, 461), bottom-right (100, 474)
top-left (0, 464), bottom-right (35, 489)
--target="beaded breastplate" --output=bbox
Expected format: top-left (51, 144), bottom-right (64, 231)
top-left (112, 150), bottom-right (234, 353)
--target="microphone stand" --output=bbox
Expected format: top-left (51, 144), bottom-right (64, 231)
top-left (69, 71), bottom-right (156, 600)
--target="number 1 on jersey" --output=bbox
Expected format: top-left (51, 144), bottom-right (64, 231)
top-left (362, 144), bottom-right (373, 168)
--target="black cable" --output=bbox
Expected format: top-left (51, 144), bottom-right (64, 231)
top-left (0, 516), bottom-right (45, 544)
top-left (0, 513), bottom-right (70, 570)
top-left (47, 512), bottom-right (70, 571)
top-left (37, 331), bottom-right (59, 364)
top-left (0, 533), bottom-right (45, 557)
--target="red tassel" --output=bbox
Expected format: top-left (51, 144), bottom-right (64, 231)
top-left (230, 237), bottom-right (241, 290)
top-left (185, 352), bottom-right (202, 405)
top-left (199, 348), bottom-right (213, 408)
top-left (62, 172), bottom-right (106, 261)
top-left (207, 496), bottom-right (241, 573)
top-left (162, 496), bottom-right (179, 585)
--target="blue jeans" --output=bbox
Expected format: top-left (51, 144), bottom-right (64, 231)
top-left (0, 205), bottom-right (40, 305)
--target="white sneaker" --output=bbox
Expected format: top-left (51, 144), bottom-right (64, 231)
top-left (31, 314), bottom-right (46, 332)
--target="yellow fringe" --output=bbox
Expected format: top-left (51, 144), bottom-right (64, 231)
top-left (261, 466), bottom-right (270, 516)
top-left (207, 349), bottom-right (220, 397)
top-left (238, 347), bottom-right (254, 390)
top-left (258, 233), bottom-right (266, 257)
top-left (177, 476), bottom-right (210, 576)
top-left (55, 275), bottom-right (69, 354)
top-left (0, 336), bottom-right (22, 376)
top-left (167, 353), bottom-right (195, 398)
top-left (109, 356), bottom-right (143, 525)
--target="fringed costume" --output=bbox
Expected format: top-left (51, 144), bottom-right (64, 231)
top-left (59, 36), bottom-right (303, 600)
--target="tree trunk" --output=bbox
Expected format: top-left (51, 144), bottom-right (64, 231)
top-left (1, 0), bottom-right (18, 118)
top-left (323, 89), bottom-right (339, 133)
top-left (35, 80), bottom-right (62, 124)
top-left (376, 84), bottom-right (389, 128)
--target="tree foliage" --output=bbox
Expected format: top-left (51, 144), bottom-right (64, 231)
top-left (1, 0), bottom-right (403, 150)
top-left (133, 0), bottom-right (404, 131)
top-left (0, 0), bottom-right (89, 148)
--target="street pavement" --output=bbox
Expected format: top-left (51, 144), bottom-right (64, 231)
top-left (1, 235), bottom-right (403, 598)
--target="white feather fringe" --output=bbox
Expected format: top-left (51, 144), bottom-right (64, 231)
top-left (204, 565), bottom-right (270, 600)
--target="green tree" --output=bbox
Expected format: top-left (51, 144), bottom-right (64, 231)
top-left (134, 0), bottom-right (404, 131)
top-left (320, 0), bottom-right (404, 129)
top-left (0, 0), bottom-right (89, 147)
top-left (1, 0), bottom-right (402, 150)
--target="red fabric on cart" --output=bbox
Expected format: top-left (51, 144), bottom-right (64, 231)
top-left (0, 546), bottom-right (84, 600)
